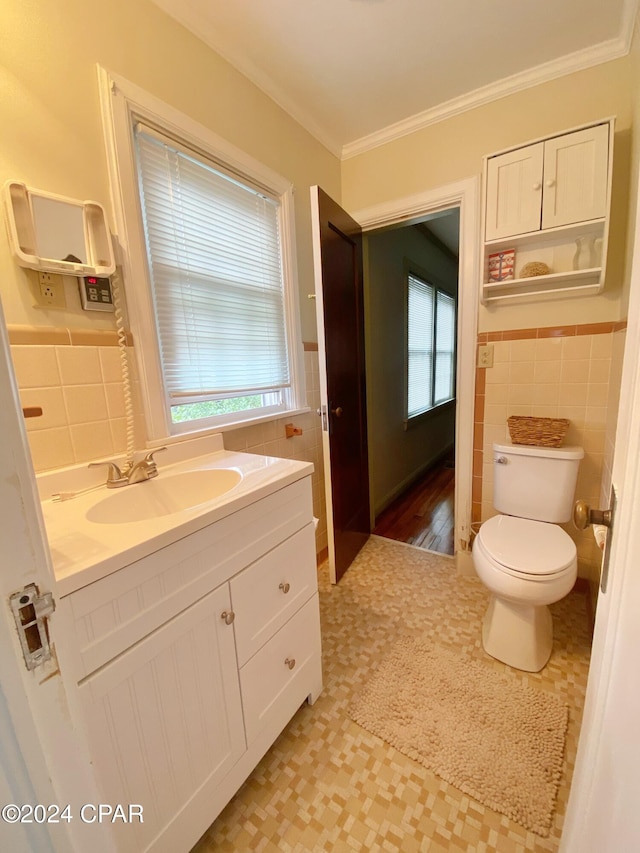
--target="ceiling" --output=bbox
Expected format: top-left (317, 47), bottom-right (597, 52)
top-left (419, 210), bottom-right (460, 258)
top-left (151, 0), bottom-right (635, 158)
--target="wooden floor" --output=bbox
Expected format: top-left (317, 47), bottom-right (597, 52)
top-left (373, 458), bottom-right (455, 555)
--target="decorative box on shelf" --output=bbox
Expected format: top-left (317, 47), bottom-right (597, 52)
top-left (488, 249), bottom-right (514, 282)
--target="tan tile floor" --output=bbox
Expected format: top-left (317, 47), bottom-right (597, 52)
top-left (192, 536), bottom-right (592, 852)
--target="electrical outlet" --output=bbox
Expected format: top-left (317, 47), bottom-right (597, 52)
top-left (36, 272), bottom-right (66, 308)
top-left (478, 344), bottom-right (494, 368)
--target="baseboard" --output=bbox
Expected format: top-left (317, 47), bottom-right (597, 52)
top-left (456, 549), bottom-right (476, 577)
top-left (374, 442), bottom-right (455, 518)
top-left (316, 546), bottom-right (328, 567)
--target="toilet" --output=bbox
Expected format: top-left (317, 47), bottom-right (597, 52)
top-left (472, 441), bottom-right (584, 672)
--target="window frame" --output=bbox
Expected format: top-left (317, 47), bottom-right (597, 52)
top-left (99, 68), bottom-right (306, 443)
top-left (404, 265), bottom-right (457, 429)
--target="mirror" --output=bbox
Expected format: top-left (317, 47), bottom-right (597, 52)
top-left (31, 195), bottom-right (87, 264)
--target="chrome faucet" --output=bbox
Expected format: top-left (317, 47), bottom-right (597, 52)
top-left (89, 447), bottom-right (167, 488)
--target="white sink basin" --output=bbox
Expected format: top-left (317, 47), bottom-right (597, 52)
top-left (86, 468), bottom-right (242, 524)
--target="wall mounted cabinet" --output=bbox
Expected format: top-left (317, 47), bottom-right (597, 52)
top-left (481, 119), bottom-right (614, 302)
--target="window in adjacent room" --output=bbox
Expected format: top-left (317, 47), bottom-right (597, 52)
top-left (405, 271), bottom-right (456, 424)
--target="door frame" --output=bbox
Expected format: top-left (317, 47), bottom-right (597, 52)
top-left (352, 177), bottom-right (480, 564)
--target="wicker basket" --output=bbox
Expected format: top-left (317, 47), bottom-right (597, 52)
top-left (507, 415), bottom-right (570, 447)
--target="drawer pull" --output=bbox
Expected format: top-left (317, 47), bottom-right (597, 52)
top-left (221, 610), bottom-right (235, 625)
top-left (279, 582), bottom-right (291, 594)
top-left (284, 657), bottom-right (296, 670)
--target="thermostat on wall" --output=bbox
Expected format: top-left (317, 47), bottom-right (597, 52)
top-left (79, 275), bottom-right (115, 312)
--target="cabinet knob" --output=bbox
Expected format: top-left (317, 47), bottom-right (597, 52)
top-left (221, 610), bottom-right (235, 625)
top-left (284, 657), bottom-right (296, 670)
top-left (279, 582), bottom-right (291, 594)
top-left (532, 181), bottom-right (542, 191)
top-left (545, 179), bottom-right (556, 188)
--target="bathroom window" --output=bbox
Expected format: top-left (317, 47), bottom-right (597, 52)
top-left (101, 71), bottom-right (305, 441)
top-left (405, 272), bottom-right (456, 424)
top-left (133, 125), bottom-right (298, 432)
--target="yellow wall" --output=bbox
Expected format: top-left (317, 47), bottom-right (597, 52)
top-left (1, 0), bottom-right (337, 553)
top-left (342, 59), bottom-right (633, 332)
top-left (0, 0), bottom-right (340, 341)
top-left (2, 4), bottom-right (634, 339)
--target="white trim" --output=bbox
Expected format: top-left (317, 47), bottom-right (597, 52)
top-left (309, 188), bottom-right (337, 581)
top-left (621, 0), bottom-right (640, 52)
top-left (352, 177), bottom-right (480, 560)
top-left (342, 37), bottom-right (630, 160)
top-left (97, 66), bottom-right (306, 443)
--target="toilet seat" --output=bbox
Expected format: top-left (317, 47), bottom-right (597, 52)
top-left (476, 515), bottom-right (576, 580)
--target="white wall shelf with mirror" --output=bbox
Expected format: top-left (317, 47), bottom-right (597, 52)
top-left (4, 181), bottom-right (115, 277)
top-left (481, 118), bottom-right (614, 303)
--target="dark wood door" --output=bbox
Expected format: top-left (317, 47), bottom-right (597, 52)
top-left (311, 187), bottom-right (370, 582)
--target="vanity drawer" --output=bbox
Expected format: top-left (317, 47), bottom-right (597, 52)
top-left (231, 522), bottom-right (317, 666)
top-left (239, 594), bottom-right (322, 745)
top-left (64, 477), bottom-right (313, 679)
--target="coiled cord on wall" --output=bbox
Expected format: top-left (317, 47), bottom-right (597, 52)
top-left (111, 269), bottom-right (136, 470)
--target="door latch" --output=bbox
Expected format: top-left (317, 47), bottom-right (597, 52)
top-left (316, 404), bottom-right (328, 432)
top-left (9, 584), bottom-right (55, 671)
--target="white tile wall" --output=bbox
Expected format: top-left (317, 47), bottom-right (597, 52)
top-left (12, 344), bottom-right (141, 471)
top-left (481, 333), bottom-right (614, 583)
top-left (11, 343), bottom-right (328, 556)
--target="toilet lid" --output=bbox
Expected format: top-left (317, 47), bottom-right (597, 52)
top-left (477, 515), bottom-right (576, 576)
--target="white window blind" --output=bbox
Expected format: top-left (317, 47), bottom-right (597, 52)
top-left (407, 274), bottom-right (434, 418)
top-left (406, 272), bottom-right (456, 421)
top-left (134, 124), bottom-right (290, 405)
top-left (435, 290), bottom-right (455, 405)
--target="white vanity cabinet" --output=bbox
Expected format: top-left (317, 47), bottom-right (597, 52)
top-left (482, 119), bottom-right (614, 301)
top-left (77, 585), bottom-right (245, 853)
top-left (60, 475), bottom-right (322, 853)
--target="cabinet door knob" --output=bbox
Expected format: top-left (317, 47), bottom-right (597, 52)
top-left (284, 657), bottom-right (296, 670)
top-left (532, 181), bottom-right (542, 191)
top-left (279, 582), bottom-right (291, 594)
top-left (221, 610), bottom-right (235, 625)
top-left (545, 179), bottom-right (556, 187)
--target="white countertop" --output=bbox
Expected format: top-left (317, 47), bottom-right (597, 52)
top-left (41, 446), bottom-right (313, 597)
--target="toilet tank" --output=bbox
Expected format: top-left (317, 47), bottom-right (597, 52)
top-left (492, 442), bottom-right (584, 523)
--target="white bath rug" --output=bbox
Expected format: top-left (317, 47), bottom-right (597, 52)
top-left (348, 638), bottom-right (569, 836)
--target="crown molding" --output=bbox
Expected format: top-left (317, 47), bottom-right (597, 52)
top-left (205, 46), bottom-right (344, 159)
top-left (151, 0), bottom-right (639, 165)
top-left (341, 34), bottom-right (632, 160)
top-left (622, 0), bottom-right (640, 51)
